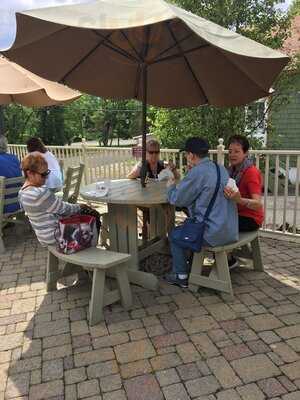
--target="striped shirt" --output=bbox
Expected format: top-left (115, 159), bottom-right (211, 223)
top-left (19, 185), bottom-right (81, 246)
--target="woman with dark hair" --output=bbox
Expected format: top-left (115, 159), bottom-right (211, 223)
top-left (224, 134), bottom-right (264, 232)
top-left (26, 137), bottom-right (63, 191)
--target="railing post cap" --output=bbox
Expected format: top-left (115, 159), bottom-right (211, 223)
top-left (218, 138), bottom-right (224, 146)
top-left (81, 138), bottom-right (86, 143)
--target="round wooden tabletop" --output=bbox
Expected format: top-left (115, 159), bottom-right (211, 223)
top-left (80, 179), bottom-right (169, 206)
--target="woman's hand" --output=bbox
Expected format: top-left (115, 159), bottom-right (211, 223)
top-left (79, 203), bottom-right (90, 210)
top-left (166, 177), bottom-right (176, 187)
top-left (167, 161), bottom-right (180, 179)
top-left (166, 160), bottom-right (176, 172)
top-left (224, 187), bottom-right (242, 203)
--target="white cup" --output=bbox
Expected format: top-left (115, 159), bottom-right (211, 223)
top-left (95, 181), bottom-right (109, 196)
top-left (226, 178), bottom-right (238, 192)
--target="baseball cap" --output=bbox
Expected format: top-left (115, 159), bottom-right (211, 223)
top-left (181, 137), bottom-right (210, 156)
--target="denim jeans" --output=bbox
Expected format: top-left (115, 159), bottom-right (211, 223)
top-left (169, 234), bottom-right (209, 275)
top-left (169, 236), bottom-right (190, 274)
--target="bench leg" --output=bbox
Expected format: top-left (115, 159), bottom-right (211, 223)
top-left (115, 263), bottom-right (132, 309)
top-left (46, 252), bottom-right (60, 291)
top-left (188, 251), bottom-right (205, 293)
top-left (215, 251), bottom-right (234, 301)
top-left (251, 236), bottom-right (264, 272)
top-left (89, 269), bottom-right (106, 326)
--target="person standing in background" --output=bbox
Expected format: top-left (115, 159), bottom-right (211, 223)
top-left (26, 137), bottom-right (63, 191)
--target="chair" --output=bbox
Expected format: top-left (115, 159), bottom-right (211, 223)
top-left (47, 246), bottom-right (132, 325)
top-left (62, 163), bottom-right (85, 203)
top-left (0, 176), bottom-right (25, 253)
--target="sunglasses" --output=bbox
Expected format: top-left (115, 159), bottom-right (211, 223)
top-left (147, 150), bottom-right (160, 154)
top-left (30, 169), bottom-right (50, 178)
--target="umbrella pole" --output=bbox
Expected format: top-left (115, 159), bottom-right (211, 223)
top-left (140, 64), bottom-right (148, 188)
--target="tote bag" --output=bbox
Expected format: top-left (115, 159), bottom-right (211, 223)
top-left (55, 214), bottom-right (98, 254)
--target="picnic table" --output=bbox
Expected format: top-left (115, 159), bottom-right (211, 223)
top-left (80, 179), bottom-right (175, 290)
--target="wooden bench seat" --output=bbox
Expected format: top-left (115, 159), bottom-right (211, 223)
top-left (47, 246), bottom-right (132, 326)
top-left (188, 231), bottom-right (263, 300)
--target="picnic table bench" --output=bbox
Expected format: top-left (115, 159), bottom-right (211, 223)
top-left (189, 230), bottom-right (263, 300)
top-left (47, 246), bottom-right (132, 326)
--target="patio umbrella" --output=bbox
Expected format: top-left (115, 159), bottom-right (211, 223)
top-left (0, 56), bottom-right (80, 107)
top-left (4, 0), bottom-right (289, 185)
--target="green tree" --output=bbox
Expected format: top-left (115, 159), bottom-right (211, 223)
top-left (37, 106), bottom-right (65, 145)
top-left (289, 0), bottom-right (300, 16)
top-left (93, 99), bottom-right (141, 146)
top-left (152, 0), bottom-right (291, 149)
top-left (4, 104), bottom-right (38, 144)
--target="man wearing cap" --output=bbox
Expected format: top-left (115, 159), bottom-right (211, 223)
top-left (165, 137), bottom-right (238, 288)
top-left (0, 135), bottom-right (22, 214)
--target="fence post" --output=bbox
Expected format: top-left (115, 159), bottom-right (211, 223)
top-left (81, 138), bottom-right (88, 184)
top-left (217, 138), bottom-right (225, 166)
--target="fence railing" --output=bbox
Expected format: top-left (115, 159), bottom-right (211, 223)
top-left (8, 139), bottom-right (300, 242)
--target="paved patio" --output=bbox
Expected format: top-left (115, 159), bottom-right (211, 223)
top-left (0, 228), bottom-right (300, 400)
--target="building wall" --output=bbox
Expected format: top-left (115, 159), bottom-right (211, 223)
top-left (270, 74), bottom-right (300, 149)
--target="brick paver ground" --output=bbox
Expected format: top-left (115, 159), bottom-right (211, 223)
top-left (0, 227), bottom-right (300, 400)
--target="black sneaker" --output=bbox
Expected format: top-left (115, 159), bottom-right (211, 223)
top-left (228, 256), bottom-right (239, 270)
top-left (164, 273), bottom-right (188, 288)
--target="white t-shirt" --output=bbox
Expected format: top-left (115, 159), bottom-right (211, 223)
top-left (43, 151), bottom-right (63, 189)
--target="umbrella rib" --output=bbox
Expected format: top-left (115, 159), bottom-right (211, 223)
top-left (165, 22), bottom-right (208, 103)
top-left (151, 32), bottom-right (193, 63)
top-left (60, 32), bottom-right (115, 83)
top-left (120, 30), bottom-right (143, 62)
top-left (142, 26), bottom-right (151, 61)
top-left (150, 44), bottom-right (209, 65)
top-left (93, 31), bottom-right (139, 63)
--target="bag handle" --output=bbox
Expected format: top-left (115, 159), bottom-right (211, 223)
top-left (203, 162), bottom-right (221, 222)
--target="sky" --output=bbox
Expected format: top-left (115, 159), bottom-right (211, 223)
top-left (0, 0), bottom-right (294, 51)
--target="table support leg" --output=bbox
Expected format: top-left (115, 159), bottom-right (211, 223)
top-left (107, 203), bottom-right (158, 290)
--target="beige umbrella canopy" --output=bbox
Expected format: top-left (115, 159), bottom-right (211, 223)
top-left (0, 56), bottom-right (80, 107)
top-left (4, 0), bottom-right (289, 184)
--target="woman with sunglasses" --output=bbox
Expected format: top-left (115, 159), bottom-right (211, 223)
top-left (128, 139), bottom-right (179, 180)
top-left (19, 153), bottom-right (87, 247)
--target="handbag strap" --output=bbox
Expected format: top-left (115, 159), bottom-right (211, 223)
top-left (203, 162), bottom-right (221, 222)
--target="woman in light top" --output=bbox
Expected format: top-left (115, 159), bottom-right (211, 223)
top-left (19, 153), bottom-right (83, 247)
top-left (26, 137), bottom-right (63, 191)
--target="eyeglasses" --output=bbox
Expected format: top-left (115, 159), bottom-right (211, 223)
top-left (147, 150), bottom-right (160, 154)
top-left (29, 169), bottom-right (50, 178)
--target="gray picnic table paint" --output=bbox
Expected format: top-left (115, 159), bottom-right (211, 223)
top-left (80, 179), bottom-right (174, 290)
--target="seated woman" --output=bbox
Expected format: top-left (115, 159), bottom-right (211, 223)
top-left (128, 139), bottom-right (179, 239)
top-left (19, 153), bottom-right (84, 247)
top-left (128, 139), bottom-right (179, 180)
top-left (26, 137), bottom-right (63, 191)
top-left (224, 134), bottom-right (264, 268)
top-left (225, 134), bottom-right (264, 231)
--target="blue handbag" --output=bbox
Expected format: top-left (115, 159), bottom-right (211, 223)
top-left (171, 162), bottom-right (221, 252)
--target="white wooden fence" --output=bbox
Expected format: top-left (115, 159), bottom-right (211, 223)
top-left (8, 139), bottom-right (300, 242)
